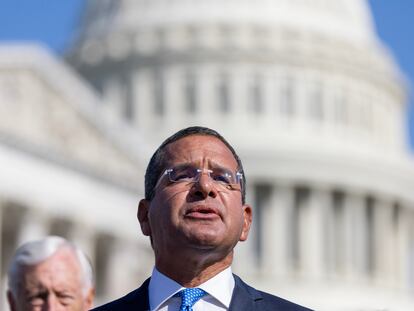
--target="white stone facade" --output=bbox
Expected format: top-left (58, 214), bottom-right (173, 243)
top-left (0, 46), bottom-right (153, 308)
top-left (0, 0), bottom-right (413, 310)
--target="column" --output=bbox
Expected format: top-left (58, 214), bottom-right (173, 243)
top-left (94, 233), bottom-right (114, 302)
top-left (261, 183), bottom-right (294, 277)
top-left (231, 66), bottom-right (248, 120)
top-left (396, 205), bottom-right (414, 290)
top-left (373, 198), bottom-right (395, 285)
top-left (17, 209), bottom-right (48, 246)
top-left (0, 199), bottom-right (5, 311)
top-left (68, 221), bottom-right (96, 266)
top-left (105, 238), bottom-right (127, 296)
top-left (164, 67), bottom-right (181, 129)
top-left (344, 193), bottom-right (367, 282)
top-left (341, 192), bottom-right (356, 280)
top-left (16, 208), bottom-right (48, 246)
top-left (326, 191), bottom-right (344, 276)
top-left (1, 201), bottom-right (21, 307)
top-left (262, 69), bottom-right (274, 126)
top-left (132, 69), bottom-right (153, 130)
top-left (198, 66), bottom-right (215, 117)
top-left (410, 216), bottom-right (414, 290)
top-left (102, 76), bottom-right (125, 120)
top-left (300, 187), bottom-right (329, 279)
top-left (105, 237), bottom-right (148, 299)
top-left (0, 198), bottom-right (3, 276)
top-left (2, 205), bottom-right (47, 310)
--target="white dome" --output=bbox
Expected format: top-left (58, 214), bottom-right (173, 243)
top-left (69, 0), bottom-right (405, 158)
top-left (80, 0), bottom-right (376, 45)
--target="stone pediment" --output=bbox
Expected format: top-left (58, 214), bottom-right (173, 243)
top-left (0, 45), bottom-right (146, 189)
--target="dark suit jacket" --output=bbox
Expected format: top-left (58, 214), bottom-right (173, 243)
top-left (92, 274), bottom-right (312, 311)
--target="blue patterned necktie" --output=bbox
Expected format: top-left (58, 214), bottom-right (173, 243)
top-left (177, 288), bottom-right (206, 311)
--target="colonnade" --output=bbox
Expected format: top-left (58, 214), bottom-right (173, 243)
top-left (1, 184), bottom-right (413, 307)
top-left (234, 182), bottom-right (414, 291)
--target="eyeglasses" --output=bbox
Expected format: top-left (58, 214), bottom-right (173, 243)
top-left (155, 165), bottom-right (243, 191)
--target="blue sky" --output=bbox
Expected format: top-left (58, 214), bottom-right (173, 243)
top-left (0, 0), bottom-right (413, 148)
top-left (368, 0), bottom-right (414, 149)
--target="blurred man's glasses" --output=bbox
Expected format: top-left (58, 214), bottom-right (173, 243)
top-left (155, 165), bottom-right (243, 191)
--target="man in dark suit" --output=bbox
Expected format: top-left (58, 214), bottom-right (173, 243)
top-left (93, 126), bottom-right (312, 311)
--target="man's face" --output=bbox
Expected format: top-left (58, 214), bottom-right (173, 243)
top-left (138, 135), bottom-right (252, 265)
top-left (8, 248), bottom-right (94, 311)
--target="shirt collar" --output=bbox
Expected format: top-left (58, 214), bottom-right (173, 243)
top-left (149, 267), bottom-right (182, 310)
top-left (148, 266), bottom-right (235, 310)
top-left (198, 266), bottom-right (235, 308)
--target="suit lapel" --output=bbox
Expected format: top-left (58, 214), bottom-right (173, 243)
top-left (229, 275), bottom-right (262, 311)
top-left (123, 278), bottom-right (151, 311)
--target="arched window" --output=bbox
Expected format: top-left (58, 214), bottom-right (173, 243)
top-left (217, 73), bottom-right (230, 113)
top-left (153, 70), bottom-right (165, 116)
top-left (308, 81), bottom-right (323, 121)
top-left (185, 71), bottom-right (197, 114)
top-left (248, 74), bottom-right (263, 114)
top-left (279, 76), bottom-right (295, 117)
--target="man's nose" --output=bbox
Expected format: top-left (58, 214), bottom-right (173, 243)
top-left (44, 295), bottom-right (61, 311)
top-left (190, 171), bottom-right (218, 199)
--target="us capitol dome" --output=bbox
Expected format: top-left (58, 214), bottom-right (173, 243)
top-left (0, 0), bottom-right (413, 310)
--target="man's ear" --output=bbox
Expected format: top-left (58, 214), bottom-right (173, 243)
top-left (239, 204), bottom-right (252, 242)
top-left (7, 290), bottom-right (17, 311)
top-left (84, 287), bottom-right (95, 310)
top-left (138, 199), bottom-right (151, 236)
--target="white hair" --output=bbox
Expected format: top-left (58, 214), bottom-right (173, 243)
top-left (7, 236), bottom-right (94, 297)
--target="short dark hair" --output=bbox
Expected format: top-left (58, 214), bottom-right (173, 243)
top-left (144, 126), bottom-right (246, 203)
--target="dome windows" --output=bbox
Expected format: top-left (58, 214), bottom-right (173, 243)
top-left (248, 74), bottom-right (264, 115)
top-left (184, 70), bottom-right (197, 114)
top-left (217, 73), bottom-right (231, 113)
top-left (153, 70), bottom-right (165, 116)
top-left (279, 76), bottom-right (296, 118)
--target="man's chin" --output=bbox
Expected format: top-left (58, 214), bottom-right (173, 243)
top-left (186, 232), bottom-right (223, 249)
top-left (185, 234), bottom-right (236, 258)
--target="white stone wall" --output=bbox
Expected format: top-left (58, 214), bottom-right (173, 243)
top-left (0, 46), bottom-right (153, 307)
top-left (234, 181), bottom-right (414, 310)
top-left (0, 142), bottom-right (154, 308)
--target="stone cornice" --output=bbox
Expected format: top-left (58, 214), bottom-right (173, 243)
top-left (0, 44), bottom-right (149, 185)
top-left (0, 132), bottom-right (140, 193)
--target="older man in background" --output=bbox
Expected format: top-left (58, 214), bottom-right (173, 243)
top-left (7, 236), bottom-right (95, 311)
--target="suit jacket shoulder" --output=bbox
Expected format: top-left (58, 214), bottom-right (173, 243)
top-left (91, 275), bottom-right (313, 311)
top-left (91, 278), bottom-right (150, 311)
top-left (230, 274), bottom-right (313, 311)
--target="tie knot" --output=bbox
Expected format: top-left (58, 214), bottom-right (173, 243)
top-left (177, 288), bottom-right (206, 311)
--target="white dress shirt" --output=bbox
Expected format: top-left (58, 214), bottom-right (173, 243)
top-left (148, 266), bottom-right (235, 311)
